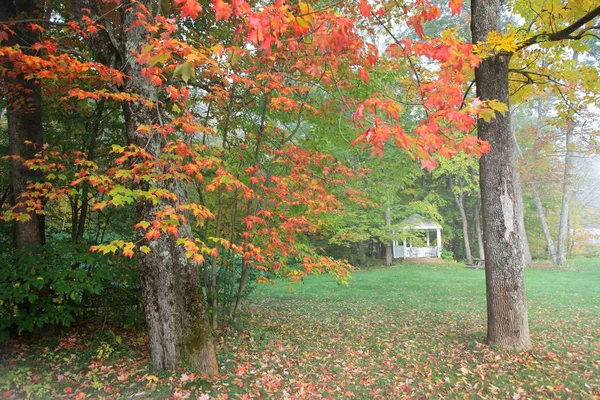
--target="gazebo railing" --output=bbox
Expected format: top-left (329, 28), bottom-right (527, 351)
top-left (393, 245), bottom-right (440, 258)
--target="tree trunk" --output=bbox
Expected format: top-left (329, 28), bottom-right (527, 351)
top-left (124, 3), bottom-right (217, 374)
top-left (2, 0), bottom-right (46, 249)
top-left (73, 0), bottom-right (218, 374)
top-left (210, 186), bottom-right (224, 330)
top-left (72, 98), bottom-right (105, 241)
top-left (509, 110), bottom-right (532, 267)
top-left (513, 171), bottom-right (532, 266)
top-left (512, 99), bottom-right (557, 264)
top-left (472, 0), bottom-right (532, 351)
top-left (556, 119), bottom-right (576, 267)
top-left (556, 50), bottom-right (578, 268)
top-left (450, 176), bottom-right (472, 264)
top-left (385, 207), bottom-right (392, 266)
top-left (474, 203), bottom-right (485, 260)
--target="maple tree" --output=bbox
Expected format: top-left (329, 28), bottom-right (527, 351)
top-left (0, 0), bottom-right (374, 372)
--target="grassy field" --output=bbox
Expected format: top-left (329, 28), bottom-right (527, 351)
top-left (1, 259), bottom-right (599, 399)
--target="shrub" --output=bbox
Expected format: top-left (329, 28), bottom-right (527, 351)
top-left (0, 239), bottom-right (137, 340)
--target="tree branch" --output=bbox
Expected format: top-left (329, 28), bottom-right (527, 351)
top-left (518, 6), bottom-right (600, 49)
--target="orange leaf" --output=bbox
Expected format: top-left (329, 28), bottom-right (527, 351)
top-left (359, 0), bottom-right (371, 17)
top-left (449, 0), bottom-right (462, 16)
top-left (358, 68), bottom-right (369, 84)
top-left (175, 0), bottom-right (202, 19)
top-left (213, 0), bottom-right (233, 21)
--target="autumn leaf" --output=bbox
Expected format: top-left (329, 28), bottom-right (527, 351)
top-left (359, 0), bottom-right (371, 17)
top-left (448, 0), bottom-right (462, 16)
top-left (358, 68), bottom-right (369, 83)
top-left (213, 0), bottom-right (233, 21)
top-left (175, 0), bottom-right (202, 19)
top-left (420, 157), bottom-right (438, 172)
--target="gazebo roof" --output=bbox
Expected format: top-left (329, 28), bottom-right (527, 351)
top-left (400, 214), bottom-right (443, 230)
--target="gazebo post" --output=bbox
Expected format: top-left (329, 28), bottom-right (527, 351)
top-left (426, 230), bottom-right (430, 246)
top-left (403, 238), bottom-right (406, 258)
top-left (436, 229), bottom-right (442, 257)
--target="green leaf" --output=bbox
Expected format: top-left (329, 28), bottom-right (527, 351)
top-left (149, 52), bottom-right (171, 66)
top-left (174, 62), bottom-right (195, 83)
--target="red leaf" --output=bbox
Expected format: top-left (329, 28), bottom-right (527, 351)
top-left (358, 68), bottom-right (369, 84)
top-left (212, 0), bottom-right (233, 21)
top-left (359, 0), bottom-right (371, 17)
top-left (175, 0), bottom-right (202, 19)
top-left (449, 0), bottom-right (462, 16)
top-left (420, 157), bottom-right (438, 172)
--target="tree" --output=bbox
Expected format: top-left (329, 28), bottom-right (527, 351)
top-left (434, 153), bottom-right (479, 264)
top-left (472, 0), bottom-right (600, 348)
top-left (1, 0), bottom-right (371, 372)
top-left (471, 0), bottom-right (532, 350)
top-left (1, 0), bottom-right (46, 249)
top-left (69, 0), bottom-right (219, 374)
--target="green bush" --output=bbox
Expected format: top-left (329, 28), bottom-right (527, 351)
top-left (0, 240), bottom-right (137, 340)
top-left (441, 248), bottom-right (454, 261)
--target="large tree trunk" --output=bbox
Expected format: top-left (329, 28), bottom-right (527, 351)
top-left (385, 207), bottom-right (392, 267)
top-left (450, 176), bottom-right (472, 264)
top-left (471, 0), bottom-right (532, 351)
top-left (2, 0), bottom-right (46, 248)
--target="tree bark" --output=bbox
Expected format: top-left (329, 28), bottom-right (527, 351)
top-left (385, 207), bottom-right (392, 266)
top-left (450, 176), bottom-right (472, 264)
top-left (472, 0), bottom-right (532, 350)
top-left (2, 0), bottom-right (46, 249)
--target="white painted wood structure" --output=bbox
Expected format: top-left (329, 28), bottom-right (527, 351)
top-left (392, 214), bottom-right (443, 259)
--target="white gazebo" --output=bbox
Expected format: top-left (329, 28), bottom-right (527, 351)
top-left (392, 214), bottom-right (443, 259)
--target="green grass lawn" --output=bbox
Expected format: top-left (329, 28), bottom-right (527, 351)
top-left (1, 259), bottom-right (599, 399)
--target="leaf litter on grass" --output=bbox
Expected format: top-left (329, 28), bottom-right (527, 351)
top-left (1, 262), bottom-right (599, 399)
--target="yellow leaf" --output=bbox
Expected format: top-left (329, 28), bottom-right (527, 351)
top-left (211, 44), bottom-right (223, 56)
